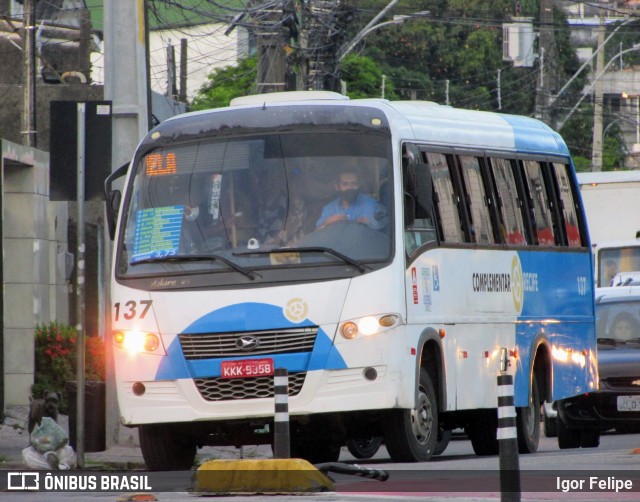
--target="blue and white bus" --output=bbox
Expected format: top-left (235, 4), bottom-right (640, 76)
top-left (105, 91), bottom-right (597, 470)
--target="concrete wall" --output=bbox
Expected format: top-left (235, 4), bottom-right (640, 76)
top-left (1, 139), bottom-right (69, 407)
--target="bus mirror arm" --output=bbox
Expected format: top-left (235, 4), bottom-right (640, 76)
top-left (104, 162), bottom-right (129, 240)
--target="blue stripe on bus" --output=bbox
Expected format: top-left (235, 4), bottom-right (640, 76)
top-left (519, 251), bottom-right (593, 317)
top-left (501, 114), bottom-right (569, 155)
top-left (155, 302), bottom-right (347, 380)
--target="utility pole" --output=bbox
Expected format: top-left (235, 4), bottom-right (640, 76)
top-left (249, 0), bottom-right (287, 93)
top-left (591, 12), bottom-right (606, 172)
top-left (179, 38), bottom-right (188, 103)
top-left (22, 0), bottom-right (36, 147)
top-left (103, 0), bottom-right (150, 454)
top-left (104, 0), bottom-right (150, 168)
top-left (533, 0), bottom-right (556, 126)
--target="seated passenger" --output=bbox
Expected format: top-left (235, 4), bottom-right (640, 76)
top-left (316, 169), bottom-right (387, 230)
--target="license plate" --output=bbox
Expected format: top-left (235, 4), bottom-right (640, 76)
top-left (617, 395), bottom-right (640, 412)
top-left (221, 358), bottom-right (274, 379)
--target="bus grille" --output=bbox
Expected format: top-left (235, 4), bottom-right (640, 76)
top-left (179, 327), bottom-right (318, 359)
top-left (194, 372), bottom-right (307, 401)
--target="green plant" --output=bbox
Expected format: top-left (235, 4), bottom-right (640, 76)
top-left (33, 322), bottom-right (106, 413)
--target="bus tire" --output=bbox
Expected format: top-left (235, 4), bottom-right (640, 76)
top-left (557, 418), bottom-right (581, 449)
top-left (516, 374), bottom-right (541, 454)
top-left (346, 436), bottom-right (383, 459)
top-left (434, 428), bottom-right (452, 456)
top-left (139, 424), bottom-right (197, 471)
top-left (383, 368), bottom-right (437, 462)
top-left (467, 410), bottom-right (499, 456)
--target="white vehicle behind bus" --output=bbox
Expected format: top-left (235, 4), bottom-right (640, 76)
top-left (577, 171), bottom-right (640, 286)
top-left (105, 92), bottom-right (597, 470)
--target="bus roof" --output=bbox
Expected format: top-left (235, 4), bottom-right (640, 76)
top-left (160, 92), bottom-right (570, 157)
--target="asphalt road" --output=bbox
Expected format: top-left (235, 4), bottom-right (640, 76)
top-left (3, 430), bottom-right (640, 501)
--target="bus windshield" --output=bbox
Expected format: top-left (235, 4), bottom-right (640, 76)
top-left (117, 132), bottom-right (392, 280)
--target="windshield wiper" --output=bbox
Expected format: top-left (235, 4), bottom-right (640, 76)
top-left (130, 254), bottom-right (258, 280)
top-left (235, 246), bottom-right (367, 273)
top-left (624, 337), bottom-right (640, 344)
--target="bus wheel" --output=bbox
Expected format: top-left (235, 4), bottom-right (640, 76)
top-left (434, 428), bottom-right (452, 456)
top-left (467, 410), bottom-right (498, 456)
top-left (516, 374), bottom-right (541, 454)
top-left (383, 368), bottom-right (437, 462)
top-left (138, 424), bottom-right (197, 471)
top-left (346, 436), bottom-right (383, 459)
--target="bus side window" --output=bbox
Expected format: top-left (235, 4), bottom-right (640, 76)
top-left (552, 162), bottom-right (584, 248)
top-left (488, 157), bottom-right (529, 246)
top-left (458, 155), bottom-right (495, 245)
top-left (425, 151), bottom-right (465, 244)
top-left (402, 147), bottom-right (436, 255)
top-left (522, 160), bottom-right (557, 246)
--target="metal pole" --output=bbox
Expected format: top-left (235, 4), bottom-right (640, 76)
top-left (76, 102), bottom-right (87, 468)
top-left (273, 368), bottom-right (290, 459)
top-left (338, 0), bottom-right (400, 61)
top-left (498, 349), bottom-right (520, 501)
top-left (22, 0), bottom-right (36, 147)
top-left (592, 13), bottom-right (606, 172)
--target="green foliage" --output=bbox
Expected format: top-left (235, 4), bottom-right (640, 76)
top-left (572, 157), bottom-right (592, 173)
top-left (33, 322), bottom-right (105, 414)
top-left (602, 125), bottom-right (627, 171)
top-left (189, 56), bottom-right (257, 111)
top-left (340, 54), bottom-right (398, 99)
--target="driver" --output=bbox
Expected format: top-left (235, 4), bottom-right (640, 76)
top-left (316, 168), bottom-right (387, 230)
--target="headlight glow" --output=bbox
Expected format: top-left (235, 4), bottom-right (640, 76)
top-left (358, 316), bottom-right (379, 336)
top-left (339, 313), bottom-right (402, 340)
top-left (114, 330), bottom-right (164, 355)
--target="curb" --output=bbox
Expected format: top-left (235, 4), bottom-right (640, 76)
top-left (193, 458), bottom-right (334, 493)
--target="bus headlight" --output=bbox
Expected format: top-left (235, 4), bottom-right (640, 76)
top-left (113, 330), bottom-right (165, 355)
top-left (339, 314), bottom-right (401, 339)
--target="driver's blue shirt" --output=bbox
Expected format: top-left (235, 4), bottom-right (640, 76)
top-left (316, 193), bottom-right (387, 230)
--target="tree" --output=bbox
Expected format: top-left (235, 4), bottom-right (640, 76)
top-left (189, 56), bottom-right (257, 110)
top-left (340, 54), bottom-right (398, 99)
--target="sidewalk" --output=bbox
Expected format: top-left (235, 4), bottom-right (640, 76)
top-left (1, 405), bottom-right (272, 471)
top-left (1, 405), bottom-right (141, 470)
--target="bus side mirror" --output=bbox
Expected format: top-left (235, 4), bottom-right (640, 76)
top-left (106, 189), bottom-right (122, 240)
top-left (104, 163), bottom-right (129, 241)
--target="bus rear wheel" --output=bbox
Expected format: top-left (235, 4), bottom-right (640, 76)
top-left (383, 368), bottom-right (437, 462)
top-left (516, 374), bottom-right (541, 454)
top-left (139, 423), bottom-right (197, 471)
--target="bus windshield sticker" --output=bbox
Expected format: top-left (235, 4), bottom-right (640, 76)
top-left (269, 252), bottom-right (301, 265)
top-left (209, 174), bottom-right (222, 219)
top-left (131, 205), bottom-right (184, 263)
